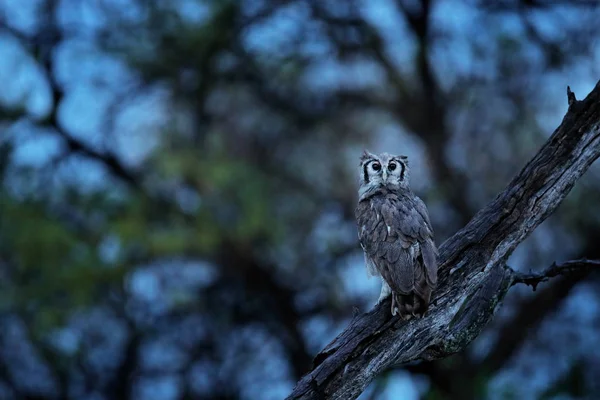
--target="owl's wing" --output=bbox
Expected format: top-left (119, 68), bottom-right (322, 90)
top-left (413, 196), bottom-right (434, 236)
top-left (409, 195), bottom-right (438, 286)
top-left (381, 195), bottom-right (437, 289)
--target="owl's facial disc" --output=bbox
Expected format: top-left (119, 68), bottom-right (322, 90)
top-left (361, 158), bottom-right (382, 184)
top-left (359, 151), bottom-right (410, 197)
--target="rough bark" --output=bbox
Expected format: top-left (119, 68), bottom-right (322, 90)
top-left (286, 82), bottom-right (600, 400)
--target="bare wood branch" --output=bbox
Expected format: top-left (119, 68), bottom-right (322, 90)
top-left (286, 82), bottom-right (600, 400)
top-left (511, 259), bottom-right (599, 291)
top-left (568, 86), bottom-right (578, 106)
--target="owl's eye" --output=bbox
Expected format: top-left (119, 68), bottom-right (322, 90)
top-left (372, 162), bottom-right (381, 171)
top-left (388, 162), bottom-right (397, 171)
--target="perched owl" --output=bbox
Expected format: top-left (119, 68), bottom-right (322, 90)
top-left (355, 150), bottom-right (438, 319)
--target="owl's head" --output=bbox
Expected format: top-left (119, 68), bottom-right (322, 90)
top-left (358, 150), bottom-right (410, 197)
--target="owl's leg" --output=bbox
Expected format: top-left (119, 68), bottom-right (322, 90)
top-left (377, 279), bottom-right (392, 304)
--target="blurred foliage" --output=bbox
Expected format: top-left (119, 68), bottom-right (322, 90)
top-left (540, 360), bottom-right (588, 399)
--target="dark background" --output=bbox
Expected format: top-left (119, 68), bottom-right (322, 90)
top-left (1, 0), bottom-right (600, 399)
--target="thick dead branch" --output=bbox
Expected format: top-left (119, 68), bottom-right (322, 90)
top-left (286, 82), bottom-right (600, 400)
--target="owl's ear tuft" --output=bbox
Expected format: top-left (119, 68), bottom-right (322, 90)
top-left (399, 155), bottom-right (409, 165)
top-left (360, 149), bottom-right (376, 164)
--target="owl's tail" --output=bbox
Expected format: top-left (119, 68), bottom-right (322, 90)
top-left (392, 292), bottom-right (430, 319)
top-left (392, 259), bottom-right (435, 319)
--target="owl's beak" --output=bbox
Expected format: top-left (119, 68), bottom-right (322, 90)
top-left (382, 170), bottom-right (388, 182)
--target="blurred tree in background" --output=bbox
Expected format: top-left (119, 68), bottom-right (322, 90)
top-left (1, 0), bottom-right (600, 399)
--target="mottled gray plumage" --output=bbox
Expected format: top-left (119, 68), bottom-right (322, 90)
top-left (355, 150), bottom-right (438, 319)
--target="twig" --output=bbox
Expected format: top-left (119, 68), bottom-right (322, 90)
top-left (511, 259), bottom-right (599, 291)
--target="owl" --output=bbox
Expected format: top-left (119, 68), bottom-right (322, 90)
top-left (355, 150), bottom-right (438, 319)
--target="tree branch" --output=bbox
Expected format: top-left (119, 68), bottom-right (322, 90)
top-left (286, 82), bottom-right (600, 400)
top-left (394, 0), bottom-right (473, 226)
top-left (1, 7), bottom-right (143, 190)
top-left (511, 259), bottom-right (598, 291)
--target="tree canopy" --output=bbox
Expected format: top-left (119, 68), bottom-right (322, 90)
top-left (1, 1), bottom-right (599, 399)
